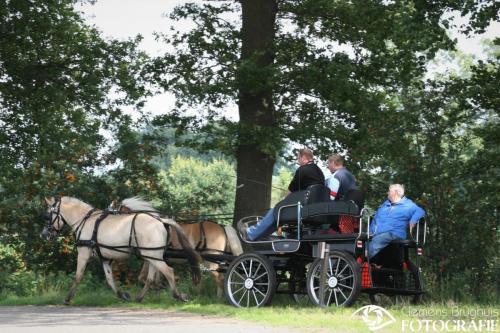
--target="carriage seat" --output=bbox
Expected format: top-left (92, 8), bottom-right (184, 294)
top-left (389, 239), bottom-right (417, 247)
top-left (274, 185), bottom-right (362, 227)
top-left (273, 184), bottom-right (330, 224)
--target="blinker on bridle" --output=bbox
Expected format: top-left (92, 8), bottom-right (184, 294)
top-left (45, 196), bottom-right (67, 234)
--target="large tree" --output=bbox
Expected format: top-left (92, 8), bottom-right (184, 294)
top-left (149, 0), bottom-right (498, 222)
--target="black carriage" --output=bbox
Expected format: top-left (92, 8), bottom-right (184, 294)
top-left (223, 184), bottom-right (427, 308)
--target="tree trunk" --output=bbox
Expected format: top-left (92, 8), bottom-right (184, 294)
top-left (233, 0), bottom-right (278, 224)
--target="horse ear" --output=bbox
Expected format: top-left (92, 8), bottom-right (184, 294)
top-left (44, 197), bottom-right (54, 206)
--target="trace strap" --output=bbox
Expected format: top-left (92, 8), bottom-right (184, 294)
top-left (75, 211), bottom-right (168, 262)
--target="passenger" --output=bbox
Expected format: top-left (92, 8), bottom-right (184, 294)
top-left (320, 154), bottom-right (357, 233)
top-left (368, 184), bottom-right (425, 259)
top-left (325, 154), bottom-right (357, 201)
top-left (238, 148), bottom-right (325, 241)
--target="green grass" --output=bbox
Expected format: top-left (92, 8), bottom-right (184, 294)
top-left (1, 281), bottom-right (499, 333)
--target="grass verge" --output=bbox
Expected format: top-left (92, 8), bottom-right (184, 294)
top-left (1, 283), bottom-right (498, 333)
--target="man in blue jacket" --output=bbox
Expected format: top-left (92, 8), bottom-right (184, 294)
top-left (368, 184), bottom-right (425, 259)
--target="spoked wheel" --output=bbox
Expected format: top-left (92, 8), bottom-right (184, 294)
top-left (369, 261), bottom-right (423, 306)
top-left (224, 253), bottom-right (276, 308)
top-left (306, 251), bottom-right (361, 307)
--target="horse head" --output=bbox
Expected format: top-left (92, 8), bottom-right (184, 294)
top-left (41, 196), bottom-right (65, 241)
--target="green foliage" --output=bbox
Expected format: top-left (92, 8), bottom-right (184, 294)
top-left (352, 42), bottom-right (500, 302)
top-left (0, 0), bottom-right (151, 277)
top-left (271, 167), bottom-right (293, 206)
top-left (156, 156), bottom-right (236, 219)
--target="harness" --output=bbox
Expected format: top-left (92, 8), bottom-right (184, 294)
top-left (78, 212), bottom-right (169, 261)
top-left (45, 199), bottom-right (169, 262)
top-left (175, 220), bottom-right (233, 256)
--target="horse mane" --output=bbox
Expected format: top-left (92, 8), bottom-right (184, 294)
top-left (121, 197), bottom-right (158, 212)
top-left (62, 196), bottom-right (93, 209)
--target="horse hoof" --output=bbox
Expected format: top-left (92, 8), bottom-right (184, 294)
top-left (175, 293), bottom-right (189, 302)
top-left (118, 291), bottom-right (131, 301)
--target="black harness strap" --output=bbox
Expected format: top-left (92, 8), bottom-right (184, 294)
top-left (75, 211), bottom-right (170, 263)
top-left (91, 211), bottom-right (109, 259)
top-left (196, 222), bottom-right (207, 251)
top-left (75, 208), bottom-right (99, 241)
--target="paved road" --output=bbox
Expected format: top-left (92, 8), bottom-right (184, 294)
top-left (0, 306), bottom-right (299, 333)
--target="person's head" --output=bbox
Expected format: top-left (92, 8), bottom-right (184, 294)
top-left (297, 148), bottom-right (314, 166)
top-left (327, 154), bottom-right (344, 172)
top-left (387, 184), bottom-right (405, 202)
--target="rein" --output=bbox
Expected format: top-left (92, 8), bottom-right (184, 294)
top-left (74, 210), bottom-right (170, 262)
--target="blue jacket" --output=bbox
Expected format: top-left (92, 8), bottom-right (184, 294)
top-left (369, 197), bottom-right (425, 239)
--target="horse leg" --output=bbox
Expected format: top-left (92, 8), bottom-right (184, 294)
top-left (102, 260), bottom-right (130, 301)
top-left (138, 261), bottom-right (149, 285)
top-left (64, 249), bottom-right (91, 305)
top-left (206, 262), bottom-right (224, 298)
top-left (135, 262), bottom-right (157, 302)
top-left (148, 259), bottom-right (188, 302)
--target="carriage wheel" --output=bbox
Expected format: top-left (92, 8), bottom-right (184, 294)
top-left (368, 261), bottom-right (423, 306)
top-left (306, 251), bottom-right (360, 307)
top-left (224, 253), bottom-right (276, 308)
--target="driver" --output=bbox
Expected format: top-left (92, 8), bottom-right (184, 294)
top-left (238, 148), bottom-right (324, 241)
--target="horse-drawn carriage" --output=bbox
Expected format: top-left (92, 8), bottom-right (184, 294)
top-left (223, 184), bottom-right (427, 308)
top-left (41, 189), bottom-right (426, 307)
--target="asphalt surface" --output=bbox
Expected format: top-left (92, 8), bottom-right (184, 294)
top-left (0, 306), bottom-right (298, 333)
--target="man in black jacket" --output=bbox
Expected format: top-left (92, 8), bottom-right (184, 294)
top-left (239, 148), bottom-right (324, 241)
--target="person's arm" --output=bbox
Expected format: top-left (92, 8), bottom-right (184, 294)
top-left (326, 176), bottom-right (340, 200)
top-left (369, 206), bottom-right (381, 235)
top-left (409, 205), bottom-right (426, 230)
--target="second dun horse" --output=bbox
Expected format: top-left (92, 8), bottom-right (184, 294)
top-left (115, 197), bottom-right (243, 297)
top-left (41, 196), bottom-right (202, 304)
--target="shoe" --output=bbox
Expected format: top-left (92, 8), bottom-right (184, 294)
top-left (236, 220), bottom-right (250, 241)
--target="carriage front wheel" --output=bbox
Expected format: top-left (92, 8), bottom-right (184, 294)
top-left (306, 251), bottom-right (361, 307)
top-left (224, 253), bottom-right (276, 308)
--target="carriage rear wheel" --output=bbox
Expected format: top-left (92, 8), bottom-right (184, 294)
top-left (306, 251), bottom-right (360, 307)
top-left (224, 253), bottom-right (276, 308)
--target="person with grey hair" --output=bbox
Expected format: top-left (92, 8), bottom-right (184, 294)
top-left (368, 184), bottom-right (425, 259)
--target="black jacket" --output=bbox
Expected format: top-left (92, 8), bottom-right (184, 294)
top-left (288, 161), bottom-right (325, 192)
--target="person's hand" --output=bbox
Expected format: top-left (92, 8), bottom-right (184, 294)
top-left (409, 223), bottom-right (416, 237)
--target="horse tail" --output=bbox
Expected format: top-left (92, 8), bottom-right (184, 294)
top-left (224, 225), bottom-right (244, 255)
top-left (161, 218), bottom-right (202, 285)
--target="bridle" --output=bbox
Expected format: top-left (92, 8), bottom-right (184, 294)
top-left (44, 196), bottom-right (68, 235)
top-left (43, 196), bottom-right (99, 240)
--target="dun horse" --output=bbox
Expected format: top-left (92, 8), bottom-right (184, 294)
top-left (115, 197), bottom-right (243, 297)
top-left (41, 196), bottom-right (202, 304)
